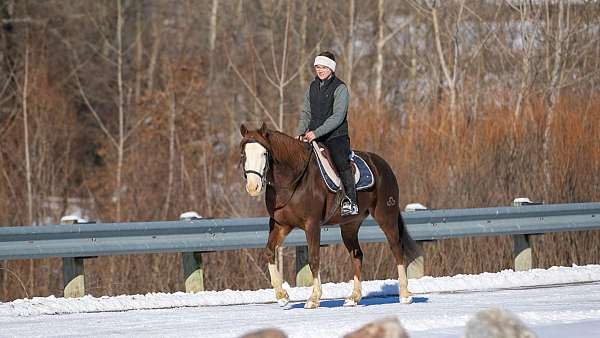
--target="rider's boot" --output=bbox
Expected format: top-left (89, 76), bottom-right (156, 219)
top-left (340, 168), bottom-right (359, 216)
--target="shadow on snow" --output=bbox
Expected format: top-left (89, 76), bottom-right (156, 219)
top-left (286, 296), bottom-right (428, 309)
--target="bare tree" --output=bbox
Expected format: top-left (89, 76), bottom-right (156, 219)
top-left (297, 0), bottom-right (309, 90)
top-left (229, 0), bottom-right (312, 131)
top-left (72, 0), bottom-right (141, 221)
top-left (542, 0), bottom-right (566, 200)
top-left (345, 0), bottom-right (355, 89)
top-left (410, 0), bottom-right (464, 135)
top-left (21, 44), bottom-right (32, 226)
top-left (374, 0), bottom-right (412, 107)
top-left (511, 1), bottom-right (542, 128)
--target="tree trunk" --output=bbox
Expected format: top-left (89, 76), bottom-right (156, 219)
top-left (278, 0), bottom-right (292, 131)
top-left (431, 3), bottom-right (459, 136)
top-left (206, 0), bottom-right (219, 111)
top-left (163, 88), bottom-right (176, 219)
top-left (116, 0), bottom-right (124, 222)
top-left (543, 0), bottom-right (565, 201)
top-left (22, 45), bottom-right (32, 226)
top-left (298, 1), bottom-right (308, 91)
top-left (147, 21), bottom-right (161, 92)
top-left (374, 0), bottom-right (385, 106)
top-left (134, 1), bottom-right (143, 102)
top-left (345, 0), bottom-right (355, 90)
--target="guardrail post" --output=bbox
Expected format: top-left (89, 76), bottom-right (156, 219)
top-left (61, 216), bottom-right (85, 298)
top-left (180, 212), bottom-right (204, 292)
top-left (511, 198), bottom-right (538, 271)
top-left (295, 246), bottom-right (312, 287)
top-left (405, 203), bottom-right (427, 279)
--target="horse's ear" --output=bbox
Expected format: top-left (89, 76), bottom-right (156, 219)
top-left (259, 122), bottom-right (268, 136)
top-left (240, 124), bottom-right (248, 136)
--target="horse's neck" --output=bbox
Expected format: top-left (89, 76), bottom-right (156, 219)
top-left (270, 134), bottom-right (310, 183)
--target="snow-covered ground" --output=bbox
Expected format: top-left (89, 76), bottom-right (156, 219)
top-left (1, 265), bottom-right (600, 337)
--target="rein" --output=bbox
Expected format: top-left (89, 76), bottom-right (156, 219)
top-left (271, 141), bottom-right (342, 227)
top-left (272, 144), bottom-right (313, 210)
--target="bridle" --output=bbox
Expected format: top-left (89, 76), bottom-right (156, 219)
top-left (241, 140), bottom-right (272, 189)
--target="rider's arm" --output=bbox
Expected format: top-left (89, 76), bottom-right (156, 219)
top-left (312, 84), bottom-right (349, 139)
top-left (295, 87), bottom-right (311, 136)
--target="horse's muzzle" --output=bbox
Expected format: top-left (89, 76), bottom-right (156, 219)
top-left (245, 176), bottom-right (264, 196)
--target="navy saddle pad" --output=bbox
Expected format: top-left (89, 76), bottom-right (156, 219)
top-left (312, 143), bottom-right (375, 193)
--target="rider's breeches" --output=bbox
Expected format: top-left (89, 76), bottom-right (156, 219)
top-left (323, 136), bottom-right (357, 204)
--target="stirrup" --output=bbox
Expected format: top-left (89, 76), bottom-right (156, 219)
top-left (341, 198), bottom-right (359, 216)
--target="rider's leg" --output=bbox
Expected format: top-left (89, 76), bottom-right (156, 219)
top-left (324, 137), bottom-right (358, 213)
top-left (340, 168), bottom-right (357, 205)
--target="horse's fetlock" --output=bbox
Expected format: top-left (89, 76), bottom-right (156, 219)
top-left (305, 296), bottom-right (320, 309)
top-left (275, 288), bottom-right (289, 300)
top-left (350, 290), bottom-right (362, 301)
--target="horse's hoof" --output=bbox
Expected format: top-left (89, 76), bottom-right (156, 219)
top-left (277, 298), bottom-right (289, 307)
top-left (343, 298), bottom-right (359, 307)
top-left (304, 300), bottom-right (320, 309)
top-left (400, 296), bottom-right (413, 304)
top-left (275, 289), bottom-right (289, 307)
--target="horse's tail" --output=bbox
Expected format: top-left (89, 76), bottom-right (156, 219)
top-left (398, 213), bottom-right (422, 264)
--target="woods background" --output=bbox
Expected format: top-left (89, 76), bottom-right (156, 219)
top-left (1, 0), bottom-right (600, 301)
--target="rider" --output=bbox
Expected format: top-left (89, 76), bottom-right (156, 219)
top-left (295, 51), bottom-right (358, 216)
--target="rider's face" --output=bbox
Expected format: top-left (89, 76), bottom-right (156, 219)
top-left (314, 65), bottom-right (332, 80)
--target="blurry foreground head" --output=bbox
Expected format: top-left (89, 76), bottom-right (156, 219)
top-left (463, 308), bottom-right (537, 338)
top-left (239, 328), bottom-right (287, 338)
top-left (344, 317), bottom-right (409, 338)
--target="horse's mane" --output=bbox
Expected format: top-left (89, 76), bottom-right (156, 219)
top-left (268, 130), bottom-right (310, 168)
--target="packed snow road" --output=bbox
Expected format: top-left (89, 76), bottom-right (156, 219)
top-left (2, 265), bottom-right (600, 337)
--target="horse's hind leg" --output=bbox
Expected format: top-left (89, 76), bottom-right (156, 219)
top-left (371, 207), bottom-right (413, 304)
top-left (266, 218), bottom-right (292, 306)
top-left (341, 221), bottom-right (364, 306)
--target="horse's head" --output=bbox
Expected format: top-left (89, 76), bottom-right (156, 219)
top-left (239, 123), bottom-right (272, 196)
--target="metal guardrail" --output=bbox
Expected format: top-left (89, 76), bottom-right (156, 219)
top-left (2, 201), bottom-right (599, 297)
top-left (1, 202), bottom-right (599, 261)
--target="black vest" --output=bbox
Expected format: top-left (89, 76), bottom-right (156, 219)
top-left (308, 75), bottom-right (348, 141)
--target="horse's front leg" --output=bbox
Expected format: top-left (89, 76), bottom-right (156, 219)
top-left (341, 222), bottom-right (364, 306)
top-left (266, 218), bottom-right (292, 306)
top-left (304, 223), bottom-right (322, 309)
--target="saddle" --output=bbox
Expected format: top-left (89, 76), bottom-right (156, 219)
top-left (311, 141), bottom-right (375, 193)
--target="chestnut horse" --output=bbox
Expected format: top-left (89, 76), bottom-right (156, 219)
top-left (240, 123), bottom-right (420, 308)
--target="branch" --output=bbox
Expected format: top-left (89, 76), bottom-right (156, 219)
top-left (249, 41), bottom-right (279, 88)
top-left (75, 75), bottom-right (118, 149)
top-left (282, 40), bottom-right (322, 88)
top-left (431, 6), bottom-right (453, 88)
top-left (227, 53), bottom-right (279, 128)
top-left (382, 17), bottom-right (414, 45)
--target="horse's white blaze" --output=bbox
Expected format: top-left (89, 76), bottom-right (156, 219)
top-left (244, 143), bottom-right (268, 196)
